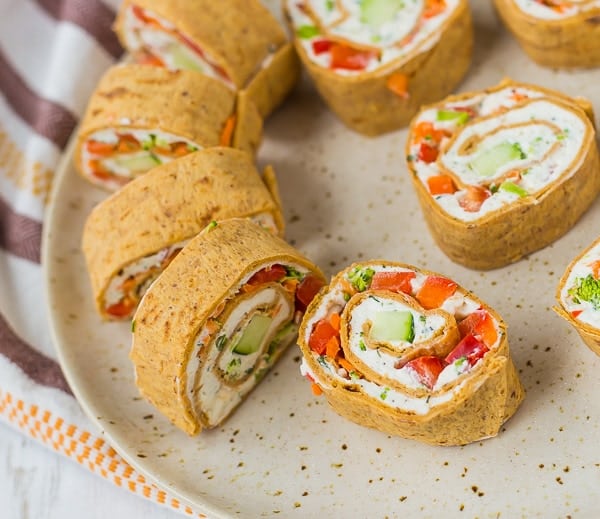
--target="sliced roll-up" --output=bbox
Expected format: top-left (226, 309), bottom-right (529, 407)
top-left (283, 0), bottom-right (473, 135)
top-left (493, 0), bottom-right (600, 69)
top-left (114, 0), bottom-right (300, 118)
top-left (298, 261), bottom-right (525, 446)
top-left (405, 78), bottom-right (600, 270)
top-left (74, 64), bottom-right (262, 191)
top-left (82, 148), bottom-right (284, 321)
top-left (555, 237), bottom-right (600, 356)
top-left (131, 218), bottom-right (326, 435)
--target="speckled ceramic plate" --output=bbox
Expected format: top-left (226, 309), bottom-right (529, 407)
top-left (44, 2), bottom-right (600, 517)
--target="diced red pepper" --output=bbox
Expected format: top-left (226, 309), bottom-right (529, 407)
top-left (116, 133), bottom-right (141, 153)
top-left (458, 185), bottom-right (490, 213)
top-left (405, 356), bottom-right (446, 389)
top-left (105, 298), bottom-right (136, 318)
top-left (416, 276), bottom-right (458, 310)
top-left (412, 122), bottom-right (446, 144)
top-left (247, 264), bottom-right (287, 285)
top-left (445, 334), bottom-right (489, 366)
top-left (135, 50), bottom-right (166, 67)
top-left (423, 0), bottom-right (446, 18)
top-left (418, 142), bottom-right (439, 163)
top-left (571, 309), bottom-right (583, 319)
top-left (309, 319), bottom-right (338, 355)
top-left (386, 73), bottom-right (409, 99)
top-left (590, 260), bottom-right (600, 280)
top-left (86, 140), bottom-right (115, 156)
top-left (312, 39), bottom-right (332, 55)
top-left (131, 5), bottom-right (153, 24)
top-left (427, 174), bottom-right (456, 195)
top-left (370, 271), bottom-right (415, 294)
top-left (458, 309), bottom-right (498, 347)
top-left (296, 274), bottom-right (325, 309)
top-left (330, 43), bottom-right (375, 71)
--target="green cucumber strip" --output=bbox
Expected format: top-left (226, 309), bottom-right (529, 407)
top-left (437, 110), bottom-right (469, 124)
top-left (296, 25), bottom-right (320, 39)
top-left (499, 181), bottom-right (528, 197)
top-left (114, 153), bottom-right (161, 172)
top-left (232, 314), bottom-right (272, 355)
top-left (369, 311), bottom-right (415, 343)
top-left (171, 44), bottom-right (205, 72)
top-left (360, 0), bottom-right (404, 28)
top-left (470, 142), bottom-right (526, 177)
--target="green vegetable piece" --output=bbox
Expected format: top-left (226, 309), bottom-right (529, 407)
top-left (141, 134), bottom-right (156, 150)
top-left (569, 275), bottom-right (600, 310)
top-left (284, 266), bottom-right (305, 280)
top-left (232, 314), bottom-right (272, 355)
top-left (326, 0), bottom-right (335, 10)
top-left (171, 44), bottom-right (205, 72)
top-left (361, 0), bottom-right (405, 28)
top-left (348, 267), bottom-right (375, 292)
top-left (499, 181), bottom-right (528, 197)
top-left (437, 110), bottom-right (470, 124)
top-left (115, 153), bottom-right (161, 172)
top-left (267, 322), bottom-right (298, 355)
top-left (296, 25), bottom-right (320, 39)
top-left (470, 142), bottom-right (526, 177)
top-left (369, 311), bottom-right (415, 343)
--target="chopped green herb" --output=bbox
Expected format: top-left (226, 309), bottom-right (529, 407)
top-left (569, 275), bottom-right (600, 310)
top-left (406, 154), bottom-right (415, 162)
top-left (187, 144), bottom-right (199, 152)
top-left (326, 0), bottom-right (335, 10)
top-left (348, 266), bottom-right (375, 292)
top-left (284, 266), bottom-right (305, 280)
top-left (206, 220), bottom-right (218, 231)
top-left (359, 340), bottom-right (367, 352)
top-left (349, 371), bottom-right (361, 380)
top-left (215, 335), bottom-right (227, 351)
top-left (499, 181), bottom-right (528, 197)
top-left (226, 357), bottom-right (241, 374)
top-left (437, 110), bottom-right (469, 125)
top-left (131, 320), bottom-right (136, 333)
top-left (380, 388), bottom-right (389, 401)
top-left (343, 292), bottom-right (351, 302)
top-left (142, 134), bottom-right (156, 150)
top-left (419, 315), bottom-right (427, 324)
top-left (296, 25), bottom-right (319, 39)
top-left (317, 355), bottom-right (328, 368)
top-left (490, 184), bottom-right (499, 194)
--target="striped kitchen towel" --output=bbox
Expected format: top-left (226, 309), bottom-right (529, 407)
top-left (0, 0), bottom-right (204, 515)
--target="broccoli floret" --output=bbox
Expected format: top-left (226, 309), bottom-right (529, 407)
top-left (348, 267), bottom-right (375, 292)
top-left (568, 275), bottom-right (600, 310)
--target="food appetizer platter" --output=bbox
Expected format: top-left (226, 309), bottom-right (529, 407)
top-left (44, 1), bottom-right (600, 517)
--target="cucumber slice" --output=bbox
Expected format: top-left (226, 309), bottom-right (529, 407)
top-left (370, 311), bottom-right (415, 343)
top-left (232, 314), bottom-right (272, 355)
top-left (499, 181), bottom-right (528, 197)
top-left (267, 322), bottom-right (299, 355)
top-left (114, 153), bottom-right (161, 172)
top-left (470, 142), bottom-right (526, 177)
top-left (171, 44), bottom-right (205, 72)
top-left (361, 0), bottom-right (404, 28)
top-left (437, 110), bottom-right (469, 125)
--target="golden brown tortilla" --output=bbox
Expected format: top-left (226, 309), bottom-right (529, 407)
top-left (493, 0), bottom-right (600, 69)
top-left (114, 0), bottom-right (299, 116)
top-left (82, 148), bottom-right (284, 320)
top-left (284, 0), bottom-right (473, 135)
top-left (74, 64), bottom-right (262, 185)
top-left (131, 218), bottom-right (326, 434)
top-left (405, 79), bottom-right (600, 270)
top-left (298, 260), bottom-right (525, 446)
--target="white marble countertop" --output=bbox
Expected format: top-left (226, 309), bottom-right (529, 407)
top-left (0, 422), bottom-right (181, 519)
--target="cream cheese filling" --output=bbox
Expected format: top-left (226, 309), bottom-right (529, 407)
top-left (183, 262), bottom-right (310, 427)
top-left (302, 264), bottom-right (499, 413)
top-left (286, 0), bottom-right (460, 75)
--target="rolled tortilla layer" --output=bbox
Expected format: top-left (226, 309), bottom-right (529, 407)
top-left (284, 0), bottom-right (473, 135)
top-left (555, 236), bottom-right (600, 356)
top-left (493, 0), bottom-right (600, 68)
top-left (82, 148), bottom-right (284, 321)
top-left (405, 78), bottom-right (600, 270)
top-left (74, 64), bottom-right (262, 191)
top-left (131, 218), bottom-right (326, 435)
top-left (298, 261), bottom-right (525, 446)
top-left (114, 0), bottom-right (300, 118)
